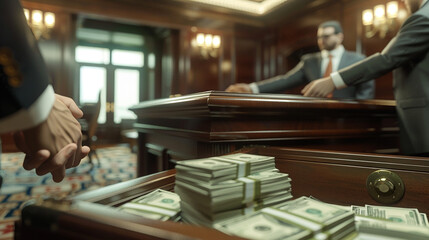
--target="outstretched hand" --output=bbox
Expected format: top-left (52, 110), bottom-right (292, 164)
top-left (301, 77), bottom-right (336, 98)
top-left (225, 83), bottom-right (253, 93)
top-left (13, 94), bottom-right (90, 182)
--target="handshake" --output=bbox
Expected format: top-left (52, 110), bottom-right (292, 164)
top-left (13, 94), bottom-right (90, 183)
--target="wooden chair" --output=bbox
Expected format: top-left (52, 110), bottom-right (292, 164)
top-left (80, 91), bottom-right (102, 167)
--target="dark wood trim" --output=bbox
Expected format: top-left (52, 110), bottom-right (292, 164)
top-left (131, 91), bottom-right (399, 176)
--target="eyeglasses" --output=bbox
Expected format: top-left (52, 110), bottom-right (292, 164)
top-left (317, 33), bottom-right (337, 39)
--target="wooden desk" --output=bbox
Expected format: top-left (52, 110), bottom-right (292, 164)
top-left (72, 146), bottom-right (429, 212)
top-left (130, 91), bottom-right (399, 177)
top-left (15, 146), bottom-right (429, 239)
top-left (15, 170), bottom-right (243, 240)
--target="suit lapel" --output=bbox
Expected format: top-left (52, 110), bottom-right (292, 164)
top-left (338, 51), bottom-right (349, 69)
top-left (314, 53), bottom-right (322, 78)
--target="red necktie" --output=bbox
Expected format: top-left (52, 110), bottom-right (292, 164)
top-left (323, 54), bottom-right (333, 77)
top-left (324, 55), bottom-right (333, 98)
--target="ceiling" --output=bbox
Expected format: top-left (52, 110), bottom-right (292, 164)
top-left (175, 0), bottom-right (290, 16)
top-left (23, 0), bottom-right (333, 31)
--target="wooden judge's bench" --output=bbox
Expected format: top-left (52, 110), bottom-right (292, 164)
top-left (16, 92), bottom-right (429, 239)
top-left (129, 91), bottom-right (400, 177)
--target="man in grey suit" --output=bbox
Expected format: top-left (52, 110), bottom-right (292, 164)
top-left (0, 0), bottom-right (90, 185)
top-left (226, 21), bottom-right (375, 100)
top-left (303, 0), bottom-right (429, 156)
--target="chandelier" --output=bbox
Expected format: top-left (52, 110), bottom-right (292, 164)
top-left (361, 1), bottom-right (406, 38)
top-left (191, 33), bottom-right (221, 58)
top-left (23, 8), bottom-right (55, 40)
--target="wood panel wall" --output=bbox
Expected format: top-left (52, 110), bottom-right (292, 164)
top-left (164, 0), bottom-right (403, 100)
top-left (20, 0), bottom-right (404, 100)
top-left (254, 0), bottom-right (406, 99)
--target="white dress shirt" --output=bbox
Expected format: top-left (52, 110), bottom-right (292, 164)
top-left (320, 45), bottom-right (345, 77)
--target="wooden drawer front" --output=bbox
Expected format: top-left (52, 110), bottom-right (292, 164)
top-left (275, 158), bottom-right (429, 214)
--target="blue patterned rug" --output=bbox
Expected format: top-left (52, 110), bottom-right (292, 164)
top-left (0, 145), bottom-right (136, 239)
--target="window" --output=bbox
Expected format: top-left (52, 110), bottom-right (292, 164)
top-left (112, 32), bottom-right (144, 46)
top-left (75, 46), bottom-right (110, 64)
top-left (75, 27), bottom-right (146, 125)
top-left (114, 69), bottom-right (140, 123)
top-left (112, 49), bottom-right (144, 67)
top-left (79, 66), bottom-right (106, 123)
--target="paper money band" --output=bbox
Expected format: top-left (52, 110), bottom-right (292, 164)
top-left (120, 202), bottom-right (177, 217)
top-left (242, 202), bottom-right (257, 215)
top-left (421, 213), bottom-right (429, 226)
top-left (238, 177), bottom-right (261, 203)
top-left (262, 208), bottom-right (324, 234)
top-left (217, 158), bottom-right (251, 177)
top-left (238, 201), bottom-right (265, 216)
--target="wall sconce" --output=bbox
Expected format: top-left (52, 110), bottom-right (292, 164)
top-left (362, 1), bottom-right (399, 38)
top-left (23, 8), bottom-right (55, 40)
top-left (192, 33), bottom-right (221, 58)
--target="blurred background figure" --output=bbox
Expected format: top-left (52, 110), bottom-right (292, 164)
top-left (226, 20), bottom-right (375, 100)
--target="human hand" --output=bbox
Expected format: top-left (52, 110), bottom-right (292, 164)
top-left (225, 83), bottom-right (253, 93)
top-left (55, 94), bottom-right (84, 119)
top-left (56, 95), bottom-right (91, 167)
top-left (14, 95), bottom-right (90, 182)
top-left (301, 77), bottom-right (335, 98)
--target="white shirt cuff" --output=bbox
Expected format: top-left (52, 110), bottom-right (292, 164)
top-left (330, 72), bottom-right (347, 90)
top-left (249, 82), bottom-right (260, 93)
top-left (0, 85), bottom-right (55, 134)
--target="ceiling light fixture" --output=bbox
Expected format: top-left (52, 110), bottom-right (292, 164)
top-left (182, 0), bottom-right (288, 15)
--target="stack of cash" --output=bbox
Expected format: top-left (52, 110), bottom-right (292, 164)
top-left (175, 153), bottom-right (277, 184)
top-left (214, 211), bottom-right (313, 240)
top-left (350, 205), bottom-right (429, 239)
top-left (352, 204), bottom-right (428, 226)
top-left (352, 215), bottom-right (429, 240)
top-left (175, 153), bottom-right (292, 226)
top-left (118, 189), bottom-right (181, 222)
top-left (215, 196), bottom-right (355, 240)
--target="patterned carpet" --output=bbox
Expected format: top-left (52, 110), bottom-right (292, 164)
top-left (0, 145), bottom-right (137, 239)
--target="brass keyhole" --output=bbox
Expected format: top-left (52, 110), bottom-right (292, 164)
top-left (366, 170), bottom-right (405, 204)
top-left (374, 177), bottom-right (394, 195)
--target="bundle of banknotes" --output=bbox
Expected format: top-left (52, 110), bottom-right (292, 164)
top-left (175, 153), bottom-right (277, 184)
top-left (174, 153), bottom-right (293, 227)
top-left (116, 187), bottom-right (429, 240)
top-left (112, 151), bottom-right (429, 240)
top-left (214, 196), bottom-right (355, 240)
top-left (349, 204), bottom-right (429, 239)
top-left (118, 188), bottom-right (182, 222)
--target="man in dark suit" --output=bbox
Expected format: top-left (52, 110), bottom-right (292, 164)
top-left (303, 0), bottom-right (429, 155)
top-left (0, 0), bottom-right (90, 186)
top-left (226, 21), bottom-right (375, 100)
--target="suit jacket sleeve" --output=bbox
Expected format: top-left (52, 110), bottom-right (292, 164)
top-left (354, 79), bottom-right (375, 100)
top-left (0, 0), bottom-right (54, 133)
top-left (352, 54), bottom-right (375, 99)
top-left (338, 12), bottom-right (429, 86)
top-left (256, 57), bottom-right (309, 93)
